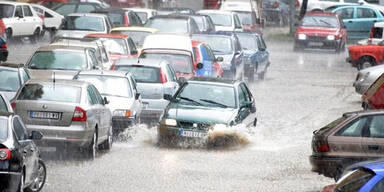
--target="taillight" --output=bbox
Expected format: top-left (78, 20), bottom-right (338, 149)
top-left (0, 148), bottom-right (11, 161)
top-left (1, 43), bottom-right (7, 49)
top-left (11, 101), bottom-right (16, 110)
top-left (316, 139), bottom-right (330, 152)
top-left (272, 1), bottom-right (279, 8)
top-left (72, 106), bottom-right (87, 122)
top-left (160, 69), bottom-right (167, 84)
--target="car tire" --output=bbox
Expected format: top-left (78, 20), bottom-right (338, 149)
top-left (18, 169), bottom-right (24, 192)
top-left (86, 131), bottom-right (97, 159)
top-left (5, 28), bottom-right (12, 41)
top-left (31, 28), bottom-right (40, 43)
top-left (357, 57), bottom-right (375, 70)
top-left (100, 127), bottom-right (113, 150)
top-left (25, 160), bottom-right (46, 192)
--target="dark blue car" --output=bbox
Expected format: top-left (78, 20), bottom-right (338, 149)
top-left (236, 32), bottom-right (269, 81)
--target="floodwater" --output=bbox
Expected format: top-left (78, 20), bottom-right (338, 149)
top-left (8, 33), bottom-right (361, 191)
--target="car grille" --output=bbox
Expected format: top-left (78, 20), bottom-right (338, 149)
top-left (178, 121), bottom-right (211, 131)
top-left (307, 36), bottom-right (326, 42)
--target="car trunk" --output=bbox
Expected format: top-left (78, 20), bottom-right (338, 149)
top-left (136, 82), bottom-right (164, 99)
top-left (15, 100), bottom-right (77, 127)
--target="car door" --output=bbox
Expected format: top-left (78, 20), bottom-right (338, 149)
top-left (236, 83), bottom-right (256, 127)
top-left (355, 7), bottom-right (380, 39)
top-left (361, 114), bottom-right (384, 158)
top-left (13, 116), bottom-right (38, 186)
top-left (87, 86), bottom-right (102, 138)
top-left (334, 7), bottom-right (357, 38)
top-left (91, 85), bottom-right (110, 141)
top-left (23, 5), bottom-right (38, 36)
top-left (129, 76), bottom-right (142, 117)
top-left (12, 5), bottom-right (24, 36)
top-left (256, 35), bottom-right (269, 72)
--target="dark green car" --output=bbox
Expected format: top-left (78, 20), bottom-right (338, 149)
top-left (158, 77), bottom-right (257, 144)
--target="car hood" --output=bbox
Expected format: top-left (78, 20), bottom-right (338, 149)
top-left (104, 95), bottom-right (135, 113)
top-left (28, 69), bottom-right (79, 80)
top-left (56, 30), bottom-right (103, 38)
top-left (166, 103), bottom-right (237, 125)
top-left (296, 26), bottom-right (338, 36)
top-left (360, 63), bottom-right (384, 74)
top-left (0, 91), bottom-right (16, 101)
top-left (348, 44), bottom-right (382, 52)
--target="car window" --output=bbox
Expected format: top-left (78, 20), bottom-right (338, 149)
top-left (21, 69), bottom-right (29, 83)
top-left (54, 4), bottom-right (76, 16)
top-left (76, 75), bottom-right (133, 98)
top-left (23, 5), bottom-right (33, 17)
top-left (336, 116), bottom-right (369, 137)
top-left (90, 85), bottom-right (103, 104)
top-left (115, 66), bottom-right (161, 83)
top-left (368, 115), bottom-right (384, 138)
top-left (87, 86), bottom-right (97, 105)
top-left (44, 11), bottom-right (53, 18)
top-left (240, 83), bottom-right (251, 101)
top-left (127, 38), bottom-right (137, 53)
top-left (372, 27), bottom-right (383, 38)
top-left (357, 8), bottom-right (376, 19)
top-left (13, 117), bottom-right (28, 141)
top-left (165, 65), bottom-right (176, 82)
top-left (18, 84), bottom-right (81, 103)
top-left (28, 51), bottom-right (87, 70)
top-left (0, 69), bottom-right (21, 92)
top-left (335, 169), bottom-right (374, 192)
top-left (87, 49), bottom-right (98, 69)
top-left (371, 177), bottom-right (384, 192)
top-left (0, 96), bottom-right (8, 112)
top-left (345, 0), bottom-right (358, 2)
top-left (62, 15), bottom-right (105, 31)
top-left (234, 14), bottom-right (242, 28)
top-left (238, 84), bottom-right (247, 106)
top-left (128, 12), bottom-right (137, 25)
top-left (77, 4), bottom-right (96, 13)
top-left (335, 7), bottom-right (355, 20)
top-left (206, 45), bottom-right (216, 61)
top-left (15, 6), bottom-right (23, 18)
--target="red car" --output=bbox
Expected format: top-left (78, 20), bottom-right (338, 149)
top-left (347, 43), bottom-right (384, 70)
top-left (362, 73), bottom-right (384, 109)
top-left (294, 12), bottom-right (347, 52)
top-left (84, 33), bottom-right (138, 64)
top-left (192, 40), bottom-right (223, 78)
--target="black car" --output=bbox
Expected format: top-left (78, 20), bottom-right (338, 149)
top-left (0, 112), bottom-right (46, 192)
top-left (0, 37), bottom-right (8, 63)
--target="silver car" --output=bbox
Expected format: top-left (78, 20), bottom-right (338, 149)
top-left (74, 70), bottom-right (142, 134)
top-left (354, 65), bottom-right (384, 94)
top-left (12, 79), bottom-right (112, 158)
top-left (0, 63), bottom-right (30, 100)
top-left (111, 59), bottom-right (180, 123)
top-left (0, 93), bottom-right (12, 112)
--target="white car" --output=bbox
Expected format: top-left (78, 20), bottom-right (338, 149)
top-left (0, 2), bottom-right (43, 42)
top-left (31, 4), bottom-right (64, 37)
top-left (197, 10), bottom-right (243, 32)
top-left (125, 8), bottom-right (157, 24)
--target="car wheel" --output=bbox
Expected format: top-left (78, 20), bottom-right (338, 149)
top-left (101, 127), bottom-right (113, 150)
top-left (25, 160), bottom-right (46, 192)
top-left (31, 28), bottom-right (40, 43)
top-left (18, 169), bottom-right (24, 192)
top-left (5, 28), bottom-right (12, 41)
top-left (357, 57), bottom-right (375, 70)
top-left (86, 131), bottom-right (97, 159)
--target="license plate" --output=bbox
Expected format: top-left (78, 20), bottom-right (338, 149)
top-left (29, 111), bottom-right (60, 120)
top-left (308, 42), bottom-right (323, 46)
top-left (180, 130), bottom-right (207, 138)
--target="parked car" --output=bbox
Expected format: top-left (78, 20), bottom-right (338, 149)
top-left (26, 44), bottom-right (103, 79)
top-left (347, 42), bottom-right (384, 70)
top-left (308, 0), bottom-right (381, 12)
top-left (111, 58), bottom-right (180, 123)
top-left (0, 37), bottom-right (8, 62)
top-left (187, 14), bottom-right (216, 34)
top-left (357, 21), bottom-right (384, 45)
top-left (13, 79), bottom-right (113, 158)
top-left (140, 34), bottom-right (199, 79)
top-left (0, 112), bottom-right (46, 192)
top-left (110, 26), bottom-right (158, 50)
top-left (354, 65), bottom-right (384, 95)
top-left (294, 12), bottom-right (347, 52)
top-left (331, 5), bottom-right (384, 40)
top-left (197, 10), bottom-right (243, 32)
top-left (74, 70), bottom-right (141, 134)
top-left (310, 110), bottom-right (384, 180)
top-left (0, 2), bottom-right (43, 42)
top-left (56, 13), bottom-right (112, 39)
top-left (144, 15), bottom-right (200, 35)
top-left (0, 63), bottom-right (30, 101)
top-left (31, 3), bottom-right (64, 38)
top-left (92, 8), bottom-right (142, 28)
top-left (192, 40), bottom-right (223, 78)
top-left (51, 2), bottom-right (106, 16)
top-left (158, 77), bottom-right (257, 145)
top-left (236, 32), bottom-right (269, 81)
top-left (125, 7), bottom-right (157, 24)
top-left (261, 0), bottom-right (289, 26)
top-left (192, 33), bottom-right (244, 80)
top-left (0, 93), bottom-right (13, 112)
top-left (84, 33), bottom-right (138, 63)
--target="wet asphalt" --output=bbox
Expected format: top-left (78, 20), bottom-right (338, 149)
top-left (7, 33), bottom-right (362, 192)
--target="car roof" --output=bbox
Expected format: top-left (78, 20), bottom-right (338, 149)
top-left (142, 34), bottom-right (193, 52)
top-left (193, 33), bottom-right (232, 39)
top-left (92, 7), bottom-right (129, 13)
top-left (85, 33), bottom-right (128, 39)
top-left (124, 8), bottom-right (156, 12)
top-left (188, 77), bottom-right (238, 86)
top-left (0, 1), bottom-right (31, 6)
top-left (50, 39), bottom-right (99, 49)
top-left (115, 58), bottom-right (167, 68)
top-left (374, 22), bottom-right (384, 28)
top-left (26, 79), bottom-right (89, 87)
top-left (77, 70), bottom-right (131, 78)
top-left (343, 110), bottom-right (384, 117)
top-left (36, 45), bottom-right (87, 52)
top-left (111, 27), bottom-right (158, 33)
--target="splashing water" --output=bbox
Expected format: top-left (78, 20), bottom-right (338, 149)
top-left (207, 124), bottom-right (251, 149)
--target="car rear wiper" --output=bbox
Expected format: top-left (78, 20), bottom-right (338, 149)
top-left (200, 99), bottom-right (228, 108)
top-left (177, 96), bottom-right (202, 106)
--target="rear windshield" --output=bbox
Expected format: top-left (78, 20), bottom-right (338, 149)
top-left (140, 53), bottom-right (192, 74)
top-left (237, 34), bottom-right (258, 51)
top-left (108, 13), bottom-right (124, 26)
top-left (145, 18), bottom-right (188, 33)
top-left (18, 84), bottom-right (81, 103)
top-left (62, 16), bottom-right (105, 31)
top-left (335, 169), bottom-right (375, 191)
top-left (0, 69), bottom-right (21, 92)
top-left (27, 51), bottom-right (87, 70)
top-left (76, 75), bottom-right (133, 98)
top-left (114, 66), bottom-right (160, 83)
top-left (112, 31), bottom-right (151, 48)
top-left (204, 13), bottom-right (232, 27)
top-left (100, 38), bottom-right (128, 55)
top-left (0, 4), bottom-right (14, 18)
top-left (0, 118), bottom-right (7, 141)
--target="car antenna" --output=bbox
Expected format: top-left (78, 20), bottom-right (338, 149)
top-left (53, 72), bottom-right (56, 83)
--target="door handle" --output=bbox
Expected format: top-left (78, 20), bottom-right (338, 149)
top-left (368, 145), bottom-right (379, 150)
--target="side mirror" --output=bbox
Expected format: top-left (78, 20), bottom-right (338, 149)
top-left (103, 97), bottom-right (109, 105)
top-left (177, 77), bottom-right (187, 86)
top-left (30, 131), bottom-right (43, 140)
top-left (241, 101), bottom-right (253, 109)
top-left (196, 63), bottom-right (203, 69)
top-left (135, 93), bottom-right (140, 100)
top-left (163, 94), bottom-right (172, 101)
top-left (215, 56), bottom-right (223, 62)
top-left (131, 50), bottom-right (138, 55)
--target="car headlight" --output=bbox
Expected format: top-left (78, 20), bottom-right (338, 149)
top-left (327, 35), bottom-right (335, 41)
top-left (360, 72), bottom-right (370, 82)
top-left (113, 109), bottom-right (131, 117)
top-left (298, 34), bottom-right (306, 40)
top-left (164, 119), bottom-right (177, 126)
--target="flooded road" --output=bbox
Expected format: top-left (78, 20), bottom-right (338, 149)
top-left (8, 36), bottom-right (361, 191)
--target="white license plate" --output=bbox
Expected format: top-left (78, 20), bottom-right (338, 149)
top-left (30, 111), bottom-right (60, 120)
top-left (308, 42), bottom-right (323, 46)
top-left (180, 130), bottom-right (207, 138)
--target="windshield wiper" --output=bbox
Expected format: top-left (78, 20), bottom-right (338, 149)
top-left (200, 99), bottom-right (228, 108)
top-left (177, 96), bottom-right (202, 106)
top-left (29, 66), bottom-right (48, 70)
top-left (318, 19), bottom-right (333, 27)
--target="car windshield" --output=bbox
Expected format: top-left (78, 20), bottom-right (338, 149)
top-left (237, 34), bottom-right (258, 50)
top-left (0, 118), bottom-right (7, 141)
top-left (301, 15), bottom-right (340, 28)
top-left (192, 35), bottom-right (233, 54)
top-left (100, 38), bottom-right (128, 55)
top-left (236, 11), bottom-right (252, 25)
top-left (62, 16), bottom-right (105, 31)
top-left (114, 66), bottom-right (160, 83)
top-left (108, 13), bottom-right (124, 26)
top-left (18, 84), bottom-right (81, 103)
top-left (0, 69), bottom-right (20, 92)
top-left (0, 4), bottom-right (14, 18)
top-left (145, 18), bottom-right (188, 33)
top-left (140, 53), bottom-right (192, 74)
top-left (27, 51), bottom-right (87, 70)
top-left (335, 169), bottom-right (374, 191)
top-left (136, 12), bottom-right (148, 23)
top-left (112, 31), bottom-right (151, 48)
top-left (204, 13), bottom-right (232, 27)
top-left (176, 83), bottom-right (236, 108)
top-left (76, 75), bottom-right (132, 98)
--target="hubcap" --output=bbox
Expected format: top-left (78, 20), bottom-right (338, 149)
top-left (362, 61), bottom-right (372, 69)
top-left (31, 162), bottom-right (45, 191)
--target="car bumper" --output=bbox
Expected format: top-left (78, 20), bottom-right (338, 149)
top-left (158, 124), bottom-right (208, 143)
top-left (112, 116), bottom-right (135, 131)
top-left (309, 155), bottom-right (344, 178)
top-left (0, 49), bottom-right (8, 62)
top-left (295, 39), bottom-right (340, 49)
top-left (0, 171), bottom-right (21, 192)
